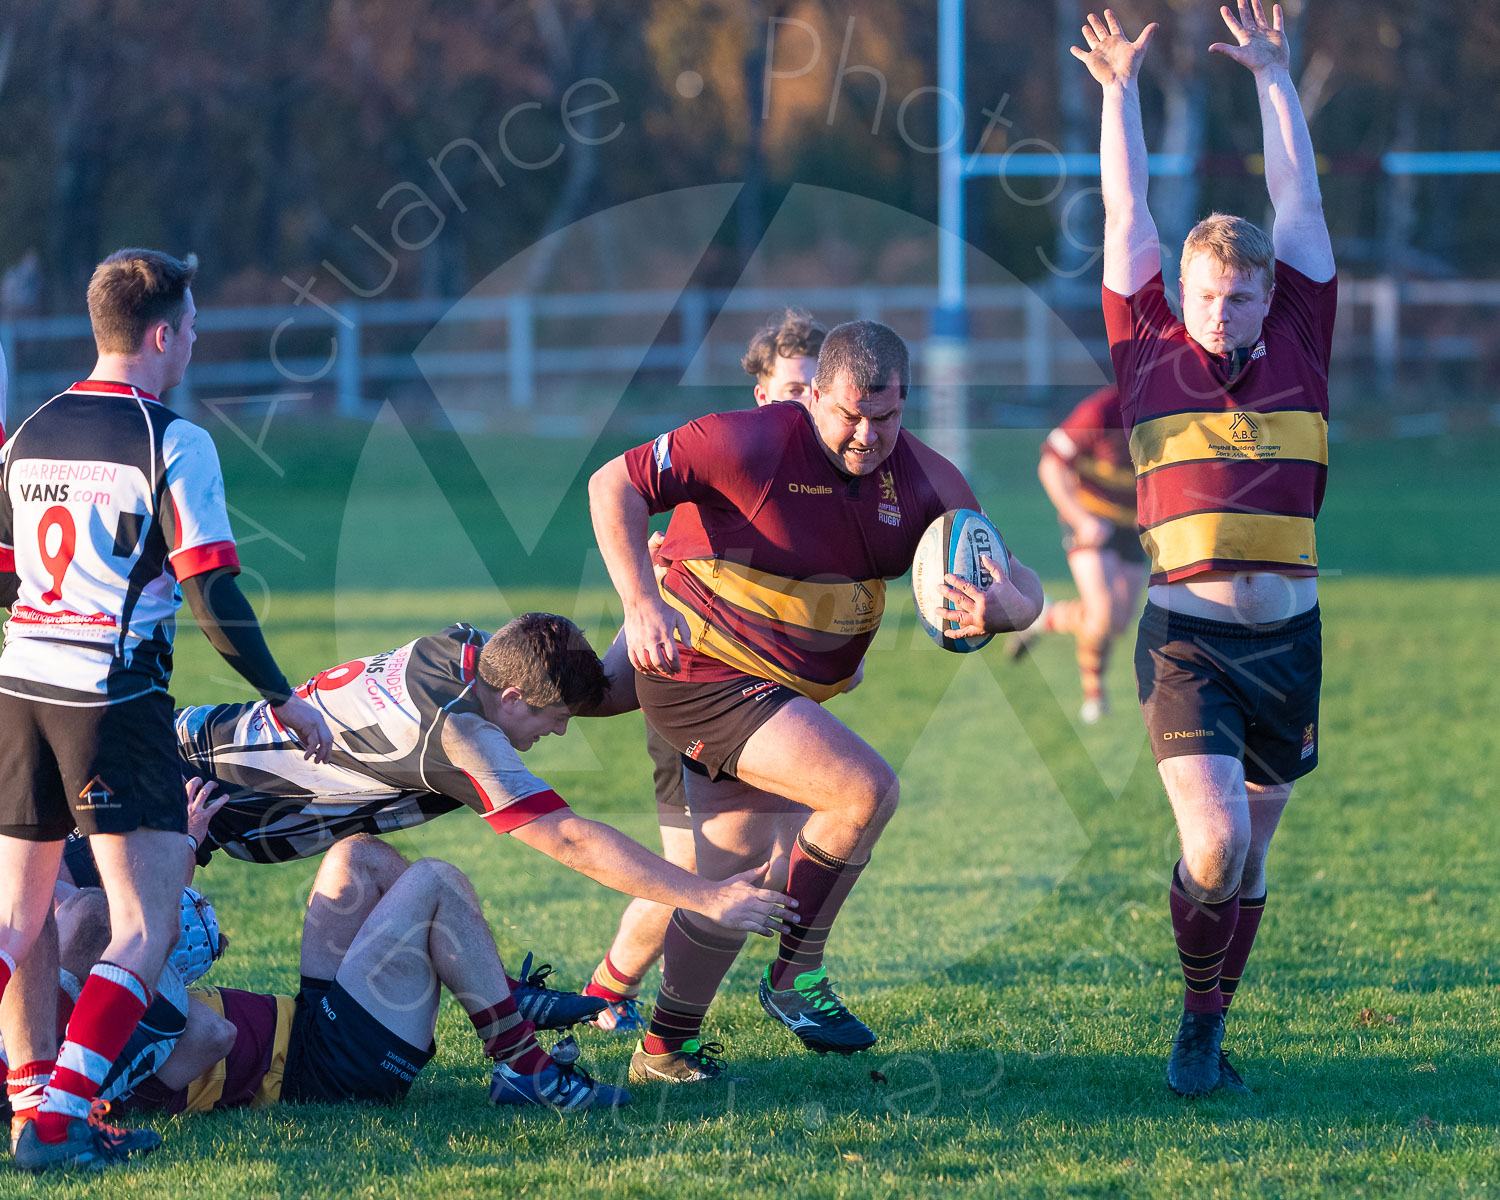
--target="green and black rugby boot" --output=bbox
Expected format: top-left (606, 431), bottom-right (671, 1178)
top-left (758, 965), bottom-right (876, 1055)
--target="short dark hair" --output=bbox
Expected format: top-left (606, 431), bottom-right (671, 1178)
top-left (477, 613), bottom-right (607, 712)
top-left (815, 320), bottom-right (909, 398)
top-left (741, 308), bottom-right (827, 380)
top-left (86, 249), bottom-right (199, 354)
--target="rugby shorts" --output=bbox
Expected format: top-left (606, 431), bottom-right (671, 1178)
top-left (1061, 517), bottom-right (1146, 564)
top-left (1135, 601), bottom-right (1322, 786)
top-left (0, 691), bottom-right (186, 840)
top-left (282, 978), bottom-right (434, 1104)
top-left (644, 719), bottom-right (690, 827)
top-left (635, 671), bottom-right (800, 784)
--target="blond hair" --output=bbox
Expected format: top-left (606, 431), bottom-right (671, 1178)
top-left (1180, 213), bottom-right (1274, 292)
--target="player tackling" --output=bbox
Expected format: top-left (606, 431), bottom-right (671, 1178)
top-left (1074, 3), bottom-right (1336, 1095)
top-left (590, 319), bottom-right (1043, 1082)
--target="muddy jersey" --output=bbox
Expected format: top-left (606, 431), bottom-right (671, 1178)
top-left (623, 403), bottom-right (976, 701)
top-left (0, 381), bottom-right (239, 705)
top-left (177, 623), bottom-right (567, 863)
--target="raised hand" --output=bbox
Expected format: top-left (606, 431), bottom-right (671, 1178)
top-left (1210, 0), bottom-right (1290, 73)
top-left (1070, 9), bottom-right (1158, 87)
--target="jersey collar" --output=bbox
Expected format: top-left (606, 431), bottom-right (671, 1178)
top-left (68, 380), bottom-right (161, 403)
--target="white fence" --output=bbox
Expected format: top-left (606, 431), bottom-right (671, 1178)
top-left (2, 278), bottom-right (1494, 425)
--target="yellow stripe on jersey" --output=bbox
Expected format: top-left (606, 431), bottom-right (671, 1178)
top-left (676, 559), bottom-right (886, 640)
top-left (1077, 489), bottom-right (1136, 526)
top-left (1130, 409), bottom-right (1328, 474)
top-left (183, 987), bottom-right (294, 1111)
top-left (1142, 512), bottom-right (1317, 575)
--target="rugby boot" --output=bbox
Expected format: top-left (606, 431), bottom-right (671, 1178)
top-left (489, 1036), bottom-right (630, 1111)
top-left (628, 1039), bottom-right (728, 1084)
top-left (12, 1101), bottom-right (162, 1172)
top-left (589, 996), bottom-right (647, 1034)
top-left (1165, 1010), bottom-right (1225, 1097)
top-left (1214, 1049), bottom-right (1254, 1095)
top-left (512, 953), bottom-right (609, 1030)
top-left (758, 965), bottom-right (876, 1055)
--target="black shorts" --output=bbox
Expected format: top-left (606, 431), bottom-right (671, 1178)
top-left (282, 979), bottom-right (434, 1104)
top-left (644, 720), bottom-right (690, 826)
top-left (1061, 517), bottom-right (1147, 564)
top-left (635, 671), bottom-right (800, 783)
top-left (1135, 602), bottom-right (1322, 786)
top-left (0, 691), bottom-right (185, 840)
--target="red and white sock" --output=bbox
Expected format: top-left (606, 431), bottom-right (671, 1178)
top-left (7, 1058), bottom-right (54, 1132)
top-left (34, 962), bottom-right (149, 1142)
top-left (0, 948), bottom-right (15, 1003)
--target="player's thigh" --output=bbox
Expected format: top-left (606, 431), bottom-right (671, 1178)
top-left (0, 836), bottom-right (66, 953)
top-left (332, 877), bottom-right (443, 1049)
top-left (658, 815), bottom-right (697, 873)
top-left (1111, 559), bottom-right (1149, 631)
top-left (684, 772), bottom-right (793, 880)
top-left (89, 829), bottom-right (192, 938)
top-left (733, 698), bottom-right (895, 817)
top-left (1066, 547), bottom-right (1113, 620)
top-left (1245, 779), bottom-right (1293, 851)
top-left (1158, 754), bottom-right (1252, 857)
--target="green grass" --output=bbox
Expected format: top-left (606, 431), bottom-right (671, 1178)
top-left (6, 417), bottom-right (1499, 1197)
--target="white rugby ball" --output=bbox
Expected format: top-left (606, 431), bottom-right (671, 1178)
top-left (911, 508), bottom-right (1010, 653)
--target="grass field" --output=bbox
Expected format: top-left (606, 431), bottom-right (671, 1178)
top-left (6, 415), bottom-right (1499, 1198)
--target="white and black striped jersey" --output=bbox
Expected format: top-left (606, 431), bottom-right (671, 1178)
top-left (0, 381), bottom-right (239, 706)
top-left (177, 623), bottom-right (569, 864)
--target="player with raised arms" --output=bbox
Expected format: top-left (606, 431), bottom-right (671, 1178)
top-left (589, 319), bottom-right (1044, 1082)
top-left (47, 835), bottom-right (632, 1115)
top-left (176, 612), bottom-right (797, 941)
top-left (1074, 3), bottom-right (1336, 1095)
top-left (1009, 383), bottom-right (1147, 724)
top-left (583, 308), bottom-right (827, 1033)
top-left (0, 249), bottom-right (333, 1171)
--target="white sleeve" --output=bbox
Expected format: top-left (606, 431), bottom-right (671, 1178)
top-left (161, 420), bottom-right (239, 579)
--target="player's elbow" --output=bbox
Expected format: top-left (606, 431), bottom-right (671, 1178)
top-left (587, 458), bottom-right (628, 515)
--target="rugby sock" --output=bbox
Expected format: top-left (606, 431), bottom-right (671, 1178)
top-left (769, 834), bottom-right (868, 991)
top-left (1219, 893), bottom-right (1267, 1014)
top-left (0, 948), bottom-right (14, 1002)
top-left (1077, 633), bottom-right (1110, 703)
top-left (468, 994), bottom-right (550, 1075)
top-left (1042, 599), bottom-right (1080, 635)
top-left (7, 1059), bottom-right (53, 1128)
top-left (585, 952), bottom-right (643, 1003)
top-left (34, 962), bottom-right (149, 1142)
top-left (642, 911), bottom-right (745, 1055)
top-left (1169, 864), bottom-right (1239, 1016)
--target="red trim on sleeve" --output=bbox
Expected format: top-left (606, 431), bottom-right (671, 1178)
top-left (479, 788), bottom-right (569, 834)
top-left (0, 546), bottom-right (14, 573)
top-left (461, 643), bottom-right (477, 683)
top-left (171, 540), bottom-right (241, 580)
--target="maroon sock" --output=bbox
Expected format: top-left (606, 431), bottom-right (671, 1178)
top-left (769, 834), bottom-right (868, 991)
top-left (1219, 892), bottom-right (1266, 1013)
top-left (642, 911), bottom-right (744, 1055)
top-left (1169, 863), bottom-right (1239, 1016)
top-left (468, 994), bottom-right (549, 1075)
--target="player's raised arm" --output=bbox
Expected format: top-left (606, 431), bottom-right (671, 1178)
top-left (588, 454), bottom-right (689, 676)
top-left (1073, 9), bottom-right (1162, 295)
top-left (1211, 0), bottom-right (1334, 280)
top-left (508, 809), bottom-right (798, 935)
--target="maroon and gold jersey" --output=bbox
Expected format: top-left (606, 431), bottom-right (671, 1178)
top-left (1040, 385), bottom-right (1136, 527)
top-left (1104, 263), bottom-right (1336, 584)
top-left (623, 403), bottom-right (975, 700)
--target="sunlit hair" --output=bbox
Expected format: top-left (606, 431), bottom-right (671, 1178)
top-left (814, 319), bottom-right (909, 398)
top-left (477, 613), bottom-right (607, 712)
top-left (1181, 213), bottom-right (1274, 293)
top-left (86, 249), bottom-right (199, 354)
top-left (741, 307), bottom-right (827, 380)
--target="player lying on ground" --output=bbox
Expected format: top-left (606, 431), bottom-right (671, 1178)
top-left (0, 248), bottom-right (333, 1172)
top-left (178, 613), bottom-right (796, 938)
top-left (1075, 2), bottom-right (1336, 1096)
top-left (583, 308), bottom-right (827, 1033)
top-left (1008, 384), bottom-right (1147, 723)
top-left (55, 835), bottom-right (631, 1114)
top-left (589, 319), bottom-right (1044, 1083)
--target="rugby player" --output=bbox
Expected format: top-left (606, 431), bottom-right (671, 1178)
top-left (589, 319), bottom-right (1044, 1082)
top-left (51, 835), bottom-right (631, 1114)
top-left (0, 249), bottom-right (333, 1170)
top-left (1008, 384), bottom-right (1147, 723)
top-left (1074, 3), bottom-right (1336, 1095)
top-left (178, 613), bottom-right (797, 938)
top-left (583, 308), bottom-right (826, 1033)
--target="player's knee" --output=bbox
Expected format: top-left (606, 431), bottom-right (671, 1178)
top-left (1182, 833), bottom-right (1250, 898)
top-left (1081, 606), bottom-right (1113, 644)
top-left (847, 766), bottom-right (898, 828)
top-left (409, 856), bottom-right (472, 899)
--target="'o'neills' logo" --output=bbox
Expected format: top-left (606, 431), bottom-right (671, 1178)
top-left (1162, 729), bottom-right (1213, 741)
top-left (788, 482), bottom-right (833, 495)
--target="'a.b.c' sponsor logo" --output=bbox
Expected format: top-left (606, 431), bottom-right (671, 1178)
top-left (851, 581), bottom-right (877, 617)
top-left (1228, 413), bottom-right (1259, 444)
top-left (1214, 411), bottom-right (1284, 461)
top-left (787, 482), bottom-right (833, 496)
top-left (1162, 729), bottom-right (1213, 741)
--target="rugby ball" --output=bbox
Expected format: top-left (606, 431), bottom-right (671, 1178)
top-left (911, 508), bottom-right (1010, 653)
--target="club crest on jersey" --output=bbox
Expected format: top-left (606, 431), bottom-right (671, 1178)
top-left (76, 776), bottom-right (118, 810)
top-left (877, 470), bottom-right (901, 527)
top-left (1250, 338), bottom-right (1266, 361)
top-left (1301, 722), bottom-right (1316, 760)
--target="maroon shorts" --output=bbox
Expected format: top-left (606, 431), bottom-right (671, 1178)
top-left (634, 671), bottom-right (800, 783)
top-left (1135, 602), bottom-right (1321, 786)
